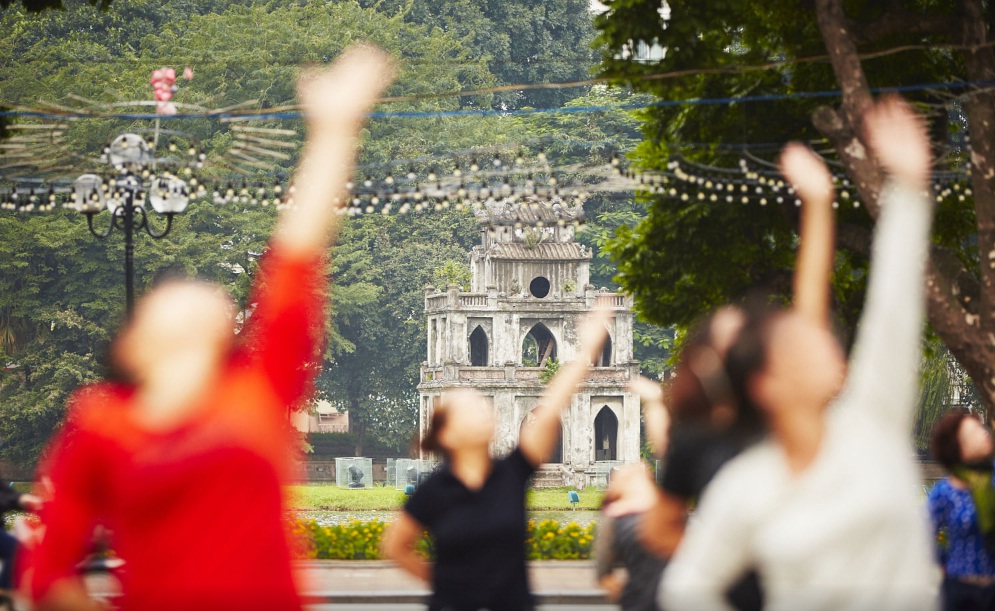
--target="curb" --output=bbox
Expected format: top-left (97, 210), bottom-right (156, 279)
top-left (303, 590), bottom-right (609, 605)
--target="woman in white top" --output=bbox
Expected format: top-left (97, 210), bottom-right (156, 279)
top-left (660, 95), bottom-right (940, 611)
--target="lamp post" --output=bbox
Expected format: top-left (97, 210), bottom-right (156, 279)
top-left (71, 133), bottom-right (191, 316)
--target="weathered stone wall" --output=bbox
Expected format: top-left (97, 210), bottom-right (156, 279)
top-left (419, 212), bottom-right (640, 473)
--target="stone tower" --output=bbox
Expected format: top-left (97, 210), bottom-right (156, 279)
top-left (417, 198), bottom-right (641, 485)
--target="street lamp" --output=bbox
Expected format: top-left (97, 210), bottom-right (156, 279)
top-left (71, 133), bottom-right (191, 315)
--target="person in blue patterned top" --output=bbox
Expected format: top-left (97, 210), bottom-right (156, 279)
top-left (928, 410), bottom-right (995, 611)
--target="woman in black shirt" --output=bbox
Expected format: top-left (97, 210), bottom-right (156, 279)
top-left (383, 309), bottom-right (611, 611)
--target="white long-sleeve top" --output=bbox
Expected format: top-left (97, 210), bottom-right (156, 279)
top-left (661, 182), bottom-right (940, 611)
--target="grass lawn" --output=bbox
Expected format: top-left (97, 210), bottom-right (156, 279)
top-left (527, 487), bottom-right (603, 511)
top-left (288, 484), bottom-right (604, 511)
top-left (289, 484), bottom-right (406, 511)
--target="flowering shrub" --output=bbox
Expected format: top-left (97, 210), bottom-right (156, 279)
top-left (290, 517), bottom-right (597, 561)
top-left (293, 518), bottom-right (388, 560)
top-left (526, 519), bottom-right (596, 560)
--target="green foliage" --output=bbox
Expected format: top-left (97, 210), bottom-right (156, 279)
top-left (358, 0), bottom-right (597, 109)
top-left (522, 334), bottom-right (539, 367)
top-left (539, 357), bottom-right (560, 383)
top-left (914, 343), bottom-right (952, 453)
top-left (550, 86), bottom-right (676, 376)
top-left (0, 0), bottom-right (501, 463)
top-left (306, 433), bottom-right (404, 461)
top-left (1, 0), bottom-right (109, 11)
top-left (912, 338), bottom-right (981, 454)
top-left (0, 0), bottom-right (683, 462)
top-left (432, 260), bottom-right (471, 291)
top-left (593, 0), bottom-right (972, 339)
top-left (0, 205), bottom-right (275, 464)
top-left (318, 209), bottom-right (480, 454)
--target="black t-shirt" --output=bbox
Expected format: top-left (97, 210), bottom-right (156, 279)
top-left (609, 513), bottom-right (668, 611)
top-left (658, 423), bottom-right (764, 611)
top-left (659, 423), bottom-right (757, 499)
top-left (404, 448), bottom-right (536, 611)
top-left (0, 482), bottom-right (20, 514)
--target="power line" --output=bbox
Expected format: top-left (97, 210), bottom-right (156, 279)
top-left (2, 78), bottom-right (992, 122)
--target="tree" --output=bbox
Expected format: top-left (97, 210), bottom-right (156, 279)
top-left (317, 209), bottom-right (479, 455)
top-left (0, 0), bottom-right (109, 13)
top-left (0, 0), bottom-right (503, 463)
top-left (359, 0), bottom-right (598, 109)
top-left (521, 85), bottom-right (675, 375)
top-left (594, 1), bottom-right (995, 413)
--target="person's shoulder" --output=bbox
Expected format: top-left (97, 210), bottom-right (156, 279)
top-left (927, 477), bottom-right (953, 499)
top-left (499, 446), bottom-right (537, 477)
top-left (404, 466), bottom-right (453, 523)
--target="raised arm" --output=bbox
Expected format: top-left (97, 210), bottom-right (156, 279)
top-left (519, 309), bottom-right (612, 466)
top-left (238, 47), bottom-right (395, 406)
top-left (273, 45), bottom-right (395, 256)
top-left (780, 142), bottom-right (836, 330)
top-left (837, 96), bottom-right (934, 431)
top-left (629, 375), bottom-right (669, 458)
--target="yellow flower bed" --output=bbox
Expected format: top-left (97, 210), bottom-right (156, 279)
top-left (291, 518), bottom-right (597, 560)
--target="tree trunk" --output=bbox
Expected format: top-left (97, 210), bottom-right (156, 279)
top-left (350, 397), bottom-right (366, 456)
top-left (813, 0), bottom-right (995, 416)
top-left (959, 0), bottom-right (995, 414)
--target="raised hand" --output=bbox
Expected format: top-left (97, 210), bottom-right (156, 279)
top-left (863, 95), bottom-right (932, 191)
top-left (576, 307), bottom-right (613, 363)
top-left (780, 142), bottom-right (836, 329)
top-left (629, 375), bottom-right (669, 457)
top-left (779, 142), bottom-right (834, 207)
top-left (296, 44), bottom-right (397, 131)
top-left (274, 44), bottom-right (397, 256)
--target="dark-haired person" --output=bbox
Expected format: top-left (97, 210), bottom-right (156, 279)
top-left (625, 131), bottom-right (840, 611)
top-left (595, 464), bottom-right (668, 611)
top-left (382, 310), bottom-right (611, 611)
top-left (27, 46), bottom-right (395, 611)
top-left (927, 411), bottom-right (995, 610)
top-left (661, 96), bottom-right (939, 611)
top-left (0, 482), bottom-right (41, 591)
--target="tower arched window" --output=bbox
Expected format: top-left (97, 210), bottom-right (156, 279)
top-left (522, 323), bottom-right (557, 367)
top-left (594, 406), bottom-right (618, 461)
top-left (597, 333), bottom-right (613, 367)
top-left (469, 326), bottom-right (489, 367)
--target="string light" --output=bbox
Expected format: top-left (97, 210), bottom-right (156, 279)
top-left (0, 147), bottom-right (978, 222)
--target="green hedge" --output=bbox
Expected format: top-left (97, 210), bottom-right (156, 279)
top-left (291, 518), bottom-right (596, 560)
top-left (306, 432), bottom-right (405, 460)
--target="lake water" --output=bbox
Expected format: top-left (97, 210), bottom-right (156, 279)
top-left (294, 510), bottom-right (601, 527)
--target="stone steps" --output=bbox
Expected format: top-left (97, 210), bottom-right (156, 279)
top-left (531, 465), bottom-right (568, 488)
